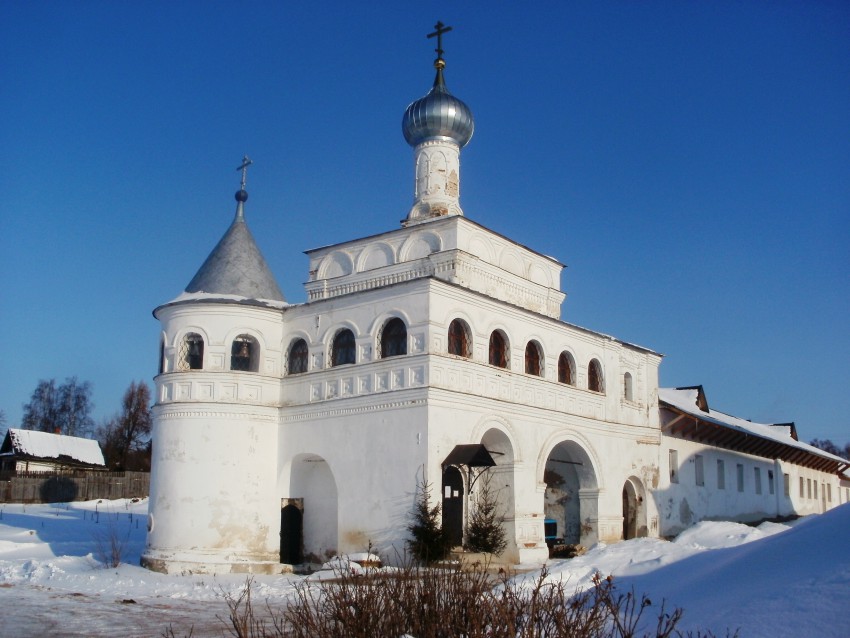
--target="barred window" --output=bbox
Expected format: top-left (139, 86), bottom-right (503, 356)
top-left (588, 359), bottom-right (604, 393)
top-left (332, 329), bottom-right (356, 367)
top-left (488, 331), bottom-right (508, 368)
top-left (525, 341), bottom-right (542, 376)
top-left (287, 338), bottom-right (309, 374)
top-left (380, 318), bottom-right (407, 358)
top-left (448, 319), bottom-right (471, 358)
top-left (179, 333), bottom-right (204, 371)
top-left (557, 351), bottom-right (576, 385)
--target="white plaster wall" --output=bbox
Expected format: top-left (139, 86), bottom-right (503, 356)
top-left (279, 397), bottom-right (428, 561)
top-left (276, 275), bottom-right (663, 560)
top-left (427, 280), bottom-right (661, 430)
top-left (304, 217), bottom-right (566, 318)
top-left (144, 301), bottom-right (284, 573)
top-left (657, 435), bottom-right (843, 536)
top-left (425, 387), bottom-right (661, 555)
top-left (145, 405), bottom-right (280, 572)
top-left (277, 281), bottom-right (433, 561)
top-left (156, 303), bottom-right (283, 392)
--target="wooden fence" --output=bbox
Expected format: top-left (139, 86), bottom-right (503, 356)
top-left (0, 470), bottom-right (149, 503)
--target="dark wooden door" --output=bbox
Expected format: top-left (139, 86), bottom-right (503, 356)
top-left (280, 504), bottom-right (303, 564)
top-left (442, 466), bottom-right (464, 548)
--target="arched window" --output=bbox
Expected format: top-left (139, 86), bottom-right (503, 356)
top-left (287, 338), bottom-right (309, 374)
top-left (489, 331), bottom-right (508, 368)
top-left (448, 319), bottom-right (471, 358)
top-left (525, 341), bottom-right (542, 376)
top-left (179, 333), bottom-right (204, 371)
top-left (331, 329), bottom-right (356, 367)
top-left (557, 351), bottom-right (575, 385)
top-left (231, 335), bottom-right (259, 372)
top-left (588, 358), bottom-right (604, 393)
top-left (623, 372), bottom-right (633, 401)
top-left (380, 318), bottom-right (407, 358)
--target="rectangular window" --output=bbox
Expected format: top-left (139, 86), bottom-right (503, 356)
top-left (768, 470), bottom-right (774, 495)
top-left (717, 459), bottom-right (726, 490)
top-left (807, 478), bottom-right (812, 499)
top-left (827, 484), bottom-right (832, 503)
top-left (800, 477), bottom-right (805, 498)
top-left (784, 473), bottom-right (790, 497)
top-left (669, 449), bottom-right (679, 484)
top-left (737, 464), bottom-right (744, 492)
top-left (754, 467), bottom-right (762, 495)
top-left (814, 481), bottom-right (818, 499)
top-left (695, 455), bottom-right (704, 486)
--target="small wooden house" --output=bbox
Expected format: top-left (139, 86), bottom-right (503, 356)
top-left (0, 429), bottom-right (105, 472)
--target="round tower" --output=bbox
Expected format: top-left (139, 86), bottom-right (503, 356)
top-left (402, 21), bottom-right (474, 224)
top-left (142, 159), bottom-right (287, 574)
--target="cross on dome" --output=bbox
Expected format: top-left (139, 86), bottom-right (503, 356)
top-left (427, 21), bottom-right (452, 64)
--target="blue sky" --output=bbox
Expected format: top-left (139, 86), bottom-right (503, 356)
top-left (2, 2), bottom-right (848, 443)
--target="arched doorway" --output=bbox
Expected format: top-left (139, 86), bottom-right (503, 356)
top-left (479, 428), bottom-right (516, 554)
top-left (441, 466), bottom-right (464, 548)
top-left (280, 500), bottom-right (303, 564)
top-left (289, 454), bottom-right (338, 561)
top-left (544, 441), bottom-right (598, 545)
top-left (622, 477), bottom-right (647, 539)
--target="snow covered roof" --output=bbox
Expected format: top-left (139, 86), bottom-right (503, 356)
top-left (1, 429), bottom-right (105, 467)
top-left (161, 290), bottom-right (288, 311)
top-left (659, 387), bottom-right (848, 473)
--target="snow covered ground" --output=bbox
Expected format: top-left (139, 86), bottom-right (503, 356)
top-left (0, 498), bottom-right (848, 637)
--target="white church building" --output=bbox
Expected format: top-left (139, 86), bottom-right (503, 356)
top-left (141, 28), bottom-right (849, 575)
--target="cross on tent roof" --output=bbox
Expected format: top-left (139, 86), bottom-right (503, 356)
top-left (237, 155), bottom-right (253, 190)
top-left (427, 21), bottom-right (452, 61)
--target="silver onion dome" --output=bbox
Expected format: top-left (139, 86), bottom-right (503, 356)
top-left (403, 61), bottom-right (474, 148)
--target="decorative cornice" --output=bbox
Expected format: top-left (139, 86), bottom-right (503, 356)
top-left (305, 249), bottom-right (563, 318)
top-left (154, 407), bottom-right (279, 422)
top-left (281, 397), bottom-right (427, 422)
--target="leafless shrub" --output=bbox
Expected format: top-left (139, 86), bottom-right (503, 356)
top-left (187, 563), bottom-right (736, 638)
top-left (91, 518), bottom-right (131, 568)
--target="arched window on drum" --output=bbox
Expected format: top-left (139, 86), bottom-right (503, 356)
top-left (231, 335), bottom-right (259, 372)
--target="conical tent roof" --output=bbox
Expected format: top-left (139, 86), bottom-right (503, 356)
top-left (185, 214), bottom-right (285, 302)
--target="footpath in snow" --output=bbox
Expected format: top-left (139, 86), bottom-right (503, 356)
top-left (0, 498), bottom-right (848, 637)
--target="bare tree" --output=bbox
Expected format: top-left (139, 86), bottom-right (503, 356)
top-left (22, 379), bottom-right (61, 433)
top-left (58, 377), bottom-right (94, 436)
top-left (98, 381), bottom-right (152, 470)
top-left (21, 377), bottom-right (94, 436)
top-left (809, 438), bottom-right (850, 461)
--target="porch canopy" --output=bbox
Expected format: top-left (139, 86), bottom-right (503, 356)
top-left (442, 444), bottom-right (496, 469)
